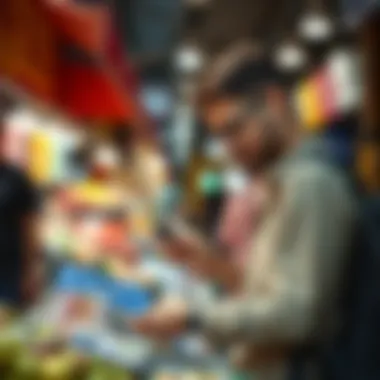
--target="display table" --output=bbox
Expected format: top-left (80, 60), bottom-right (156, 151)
top-left (0, 259), bottom-right (234, 379)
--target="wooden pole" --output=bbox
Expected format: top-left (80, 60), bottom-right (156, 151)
top-left (357, 9), bottom-right (380, 192)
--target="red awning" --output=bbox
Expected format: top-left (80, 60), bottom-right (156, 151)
top-left (0, 0), bottom-right (58, 101)
top-left (105, 26), bottom-right (140, 94)
top-left (57, 61), bottom-right (137, 122)
top-left (41, 0), bottom-right (109, 56)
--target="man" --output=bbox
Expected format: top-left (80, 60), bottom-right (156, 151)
top-left (0, 114), bottom-right (40, 309)
top-left (134, 50), bottom-right (356, 379)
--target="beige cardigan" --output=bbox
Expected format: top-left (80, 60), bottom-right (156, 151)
top-left (193, 141), bottom-right (356, 379)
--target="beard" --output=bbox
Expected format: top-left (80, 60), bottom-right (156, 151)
top-left (245, 133), bottom-right (286, 174)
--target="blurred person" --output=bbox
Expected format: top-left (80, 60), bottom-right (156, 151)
top-left (133, 47), bottom-right (356, 380)
top-left (0, 122), bottom-right (40, 309)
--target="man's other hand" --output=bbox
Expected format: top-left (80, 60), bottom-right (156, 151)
top-left (131, 297), bottom-right (189, 340)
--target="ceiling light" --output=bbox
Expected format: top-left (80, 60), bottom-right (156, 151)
top-left (274, 43), bottom-right (308, 72)
top-left (175, 45), bottom-right (204, 74)
top-left (299, 12), bottom-right (334, 42)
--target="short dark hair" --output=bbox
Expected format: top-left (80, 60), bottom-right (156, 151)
top-left (197, 48), bottom-right (284, 109)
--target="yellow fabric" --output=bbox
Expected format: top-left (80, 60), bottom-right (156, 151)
top-left (69, 180), bottom-right (121, 208)
top-left (295, 79), bottom-right (325, 132)
top-left (28, 130), bottom-right (54, 185)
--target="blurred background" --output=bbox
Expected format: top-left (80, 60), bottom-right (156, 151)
top-left (0, 0), bottom-right (378, 379)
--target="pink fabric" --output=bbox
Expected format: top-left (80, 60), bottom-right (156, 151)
top-left (218, 183), bottom-right (262, 268)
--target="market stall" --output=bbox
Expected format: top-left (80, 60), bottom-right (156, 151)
top-left (0, 1), bottom-right (170, 377)
top-left (0, 103), bottom-right (228, 380)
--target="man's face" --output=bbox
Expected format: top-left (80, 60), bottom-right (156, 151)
top-left (203, 97), bottom-right (283, 172)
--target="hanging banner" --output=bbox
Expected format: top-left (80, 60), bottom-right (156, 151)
top-left (0, 0), bottom-right (56, 100)
top-left (294, 48), bottom-right (362, 131)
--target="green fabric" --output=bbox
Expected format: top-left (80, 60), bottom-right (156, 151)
top-left (232, 371), bottom-right (256, 380)
top-left (198, 170), bottom-right (223, 195)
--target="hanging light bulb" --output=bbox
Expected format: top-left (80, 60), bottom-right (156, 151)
top-left (274, 42), bottom-right (308, 72)
top-left (299, 12), bottom-right (334, 42)
top-left (175, 45), bottom-right (205, 74)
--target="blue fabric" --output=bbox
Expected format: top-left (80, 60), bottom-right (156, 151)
top-left (54, 263), bottom-right (108, 295)
top-left (107, 278), bottom-right (154, 316)
top-left (323, 121), bottom-right (356, 170)
top-left (54, 263), bottom-right (155, 317)
top-left (324, 138), bottom-right (355, 170)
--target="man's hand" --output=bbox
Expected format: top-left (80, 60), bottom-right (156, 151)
top-left (131, 298), bottom-right (189, 340)
top-left (160, 237), bottom-right (241, 292)
top-left (158, 238), bottom-right (193, 264)
top-left (158, 220), bottom-right (242, 292)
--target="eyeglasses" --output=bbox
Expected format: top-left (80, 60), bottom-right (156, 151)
top-left (212, 104), bottom-right (253, 139)
top-left (211, 103), bottom-right (271, 140)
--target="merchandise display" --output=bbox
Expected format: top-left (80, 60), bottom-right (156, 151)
top-left (0, 104), bottom-right (230, 378)
top-left (9, 256), bottom-right (223, 378)
top-left (3, 107), bottom-right (83, 186)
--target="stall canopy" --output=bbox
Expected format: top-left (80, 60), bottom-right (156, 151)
top-left (58, 60), bottom-right (136, 122)
top-left (0, 0), bottom-right (57, 101)
top-left (0, 0), bottom-right (144, 125)
top-left (56, 23), bottom-right (142, 124)
top-left (43, 0), bottom-right (144, 125)
top-left (40, 0), bottom-right (109, 56)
